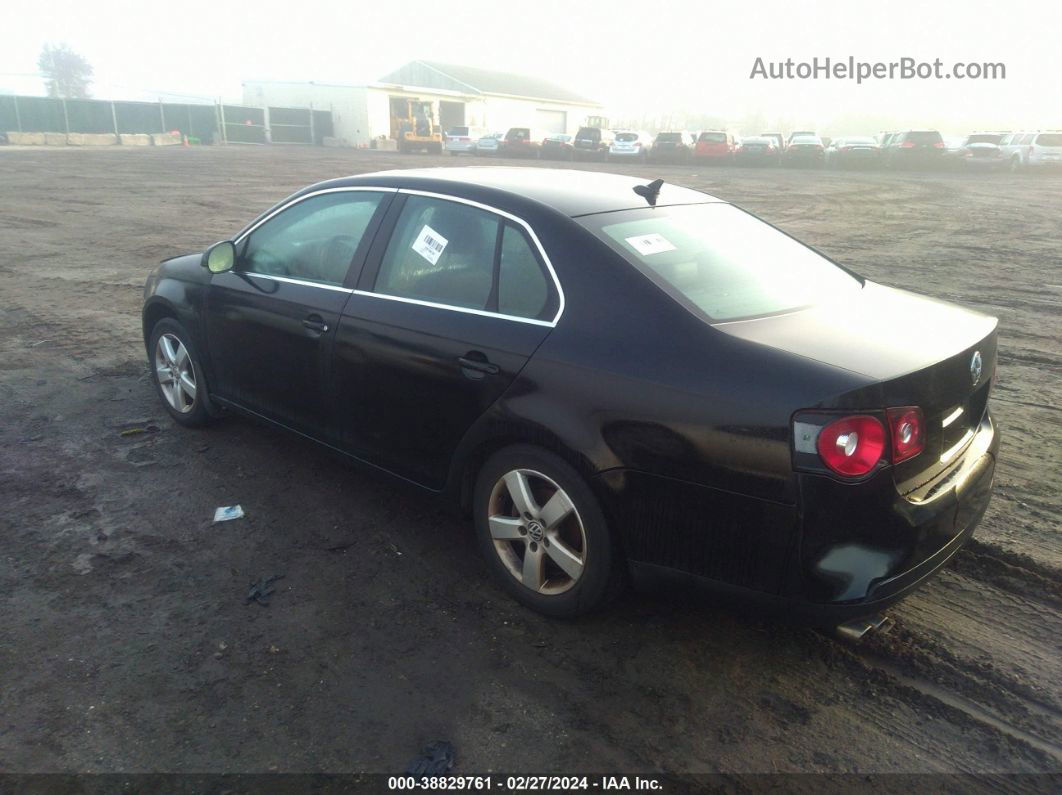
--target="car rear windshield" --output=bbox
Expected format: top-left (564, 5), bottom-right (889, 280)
top-left (579, 204), bottom-right (860, 323)
top-left (615, 132), bottom-right (640, 142)
top-left (906, 131), bottom-right (943, 144)
top-left (698, 132), bottom-right (726, 143)
top-left (967, 134), bottom-right (1002, 144)
top-left (576, 127), bottom-right (601, 141)
top-left (844, 137), bottom-right (876, 145)
top-left (506, 128), bottom-right (530, 140)
top-left (656, 133), bottom-right (683, 142)
top-left (447, 127), bottom-right (469, 136)
top-left (1035, 133), bottom-right (1062, 146)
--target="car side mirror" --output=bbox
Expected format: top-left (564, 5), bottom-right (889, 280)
top-left (202, 240), bottom-right (236, 274)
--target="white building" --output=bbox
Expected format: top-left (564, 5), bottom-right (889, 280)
top-left (243, 60), bottom-right (604, 147)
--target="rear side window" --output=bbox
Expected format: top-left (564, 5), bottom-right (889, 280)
top-left (241, 191), bottom-right (386, 286)
top-left (1020, 133), bottom-right (1036, 144)
top-left (373, 196), bottom-right (554, 321)
top-left (579, 203), bottom-right (859, 323)
top-left (1035, 133), bottom-right (1062, 146)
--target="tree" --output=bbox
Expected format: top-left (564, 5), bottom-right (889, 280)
top-left (38, 44), bottom-right (93, 99)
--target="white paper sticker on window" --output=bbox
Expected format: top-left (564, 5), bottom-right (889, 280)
top-left (625, 233), bottom-right (676, 256)
top-left (412, 225), bottom-right (448, 265)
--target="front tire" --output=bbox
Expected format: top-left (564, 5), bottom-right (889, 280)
top-left (474, 445), bottom-right (624, 617)
top-left (149, 318), bottom-right (212, 428)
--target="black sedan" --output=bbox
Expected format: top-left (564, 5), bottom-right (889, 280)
top-left (143, 168), bottom-right (999, 630)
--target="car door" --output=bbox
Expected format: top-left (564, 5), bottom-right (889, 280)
top-left (205, 188), bottom-right (393, 439)
top-left (331, 192), bottom-right (561, 488)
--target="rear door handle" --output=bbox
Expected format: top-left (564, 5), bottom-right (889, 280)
top-left (458, 356), bottom-right (499, 375)
top-left (302, 315), bottom-right (329, 333)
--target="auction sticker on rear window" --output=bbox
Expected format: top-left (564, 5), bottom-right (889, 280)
top-left (412, 225), bottom-right (448, 265)
top-left (625, 233), bottom-right (676, 256)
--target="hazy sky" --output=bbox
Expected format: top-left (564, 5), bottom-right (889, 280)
top-left (4, 0), bottom-right (1059, 134)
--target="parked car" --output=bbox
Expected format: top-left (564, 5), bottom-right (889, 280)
top-left (824, 136), bottom-right (881, 168)
top-left (955, 133), bottom-right (1007, 170)
top-left (693, 130), bottom-right (736, 164)
top-left (762, 132), bottom-right (785, 152)
top-left (144, 167), bottom-right (1000, 626)
top-left (572, 126), bottom-right (615, 161)
top-left (473, 132), bottom-right (505, 157)
top-left (540, 133), bottom-right (575, 161)
top-left (734, 136), bottom-right (781, 166)
top-left (783, 134), bottom-right (826, 167)
top-left (608, 130), bottom-right (653, 162)
top-left (786, 131), bottom-right (817, 148)
top-left (444, 126), bottom-right (487, 155)
top-left (999, 130), bottom-right (1062, 172)
top-left (649, 131), bottom-right (696, 163)
top-left (501, 127), bottom-right (546, 158)
top-left (883, 130), bottom-right (945, 169)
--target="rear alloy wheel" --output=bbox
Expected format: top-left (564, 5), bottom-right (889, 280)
top-left (474, 445), bottom-right (624, 616)
top-left (149, 318), bottom-right (212, 427)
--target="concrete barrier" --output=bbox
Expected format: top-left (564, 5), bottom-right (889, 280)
top-left (119, 133), bottom-right (152, 146)
top-left (322, 136), bottom-right (354, 148)
top-left (45, 132), bottom-right (67, 146)
top-left (6, 131), bottom-right (47, 145)
top-left (67, 133), bottom-right (118, 146)
top-left (375, 137), bottom-right (398, 151)
top-left (151, 132), bottom-right (183, 146)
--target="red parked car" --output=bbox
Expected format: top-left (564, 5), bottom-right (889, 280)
top-left (693, 131), bottom-right (736, 164)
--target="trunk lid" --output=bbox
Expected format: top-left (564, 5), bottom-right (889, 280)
top-left (716, 281), bottom-right (998, 488)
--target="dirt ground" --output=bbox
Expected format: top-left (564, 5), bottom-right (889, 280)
top-left (0, 146), bottom-right (1059, 784)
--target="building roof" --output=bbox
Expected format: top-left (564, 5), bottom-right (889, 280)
top-left (376, 61), bottom-right (599, 106)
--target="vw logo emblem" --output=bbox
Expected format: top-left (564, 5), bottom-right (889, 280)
top-left (970, 351), bottom-right (983, 385)
top-left (526, 520), bottom-right (544, 542)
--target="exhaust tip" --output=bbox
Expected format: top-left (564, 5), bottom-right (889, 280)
top-left (835, 613), bottom-right (894, 641)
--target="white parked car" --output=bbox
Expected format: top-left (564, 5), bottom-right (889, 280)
top-left (444, 126), bottom-right (487, 155)
top-left (608, 130), bottom-right (653, 162)
top-left (999, 131), bottom-right (1062, 172)
top-left (472, 132), bottom-right (505, 157)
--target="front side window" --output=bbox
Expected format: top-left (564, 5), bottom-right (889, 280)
top-left (579, 203), bottom-right (860, 323)
top-left (373, 196), bottom-right (555, 321)
top-left (241, 191), bottom-right (386, 285)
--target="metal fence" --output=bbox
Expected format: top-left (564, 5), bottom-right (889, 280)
top-left (0, 94), bottom-right (331, 145)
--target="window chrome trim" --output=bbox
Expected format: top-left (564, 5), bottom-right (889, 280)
top-left (351, 290), bottom-right (554, 327)
top-left (372, 188), bottom-right (565, 327)
top-left (242, 272), bottom-right (354, 294)
top-left (233, 186), bottom-right (399, 245)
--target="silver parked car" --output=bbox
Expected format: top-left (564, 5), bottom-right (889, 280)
top-left (444, 126), bottom-right (487, 155)
top-left (473, 131), bottom-right (505, 157)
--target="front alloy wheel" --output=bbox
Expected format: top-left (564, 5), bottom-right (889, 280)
top-left (155, 333), bottom-right (197, 413)
top-left (488, 469), bottom-right (587, 595)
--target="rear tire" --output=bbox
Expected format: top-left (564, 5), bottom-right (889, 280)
top-left (473, 445), bottom-right (625, 617)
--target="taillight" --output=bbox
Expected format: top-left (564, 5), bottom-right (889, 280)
top-left (933, 141), bottom-right (944, 148)
top-left (900, 141), bottom-right (915, 148)
top-left (887, 407), bottom-right (925, 463)
top-left (815, 415), bottom-right (887, 477)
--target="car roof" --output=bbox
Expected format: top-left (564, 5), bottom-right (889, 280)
top-left (333, 167), bottom-right (721, 217)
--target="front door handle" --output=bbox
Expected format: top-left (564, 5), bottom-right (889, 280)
top-left (458, 355), bottom-right (499, 376)
top-left (302, 315), bottom-right (329, 333)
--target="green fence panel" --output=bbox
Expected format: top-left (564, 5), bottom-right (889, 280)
top-left (0, 95), bottom-right (19, 131)
top-left (14, 96), bottom-right (65, 132)
top-left (222, 105), bottom-right (266, 144)
top-left (267, 106), bottom-right (311, 144)
top-left (114, 101), bottom-right (164, 134)
top-left (66, 98), bottom-right (115, 134)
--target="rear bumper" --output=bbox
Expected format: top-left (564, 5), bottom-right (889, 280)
top-left (445, 141), bottom-right (475, 152)
top-left (617, 409), bottom-right (998, 626)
